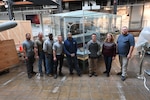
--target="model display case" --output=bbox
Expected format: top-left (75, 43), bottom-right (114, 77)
top-left (50, 10), bottom-right (122, 57)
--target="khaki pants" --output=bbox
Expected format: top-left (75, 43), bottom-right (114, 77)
top-left (119, 56), bottom-right (129, 77)
top-left (88, 58), bottom-right (98, 74)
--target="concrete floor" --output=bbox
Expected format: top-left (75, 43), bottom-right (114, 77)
top-left (0, 53), bottom-right (150, 100)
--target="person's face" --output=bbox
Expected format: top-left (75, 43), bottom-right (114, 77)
top-left (49, 34), bottom-right (53, 40)
top-left (122, 27), bottom-right (128, 35)
top-left (38, 33), bottom-right (43, 39)
top-left (58, 36), bottom-right (62, 42)
top-left (107, 34), bottom-right (112, 41)
top-left (92, 34), bottom-right (96, 42)
top-left (68, 33), bottom-right (72, 40)
top-left (26, 34), bottom-right (31, 40)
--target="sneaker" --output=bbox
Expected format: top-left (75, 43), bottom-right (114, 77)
top-left (89, 73), bottom-right (92, 77)
top-left (117, 72), bottom-right (122, 75)
top-left (121, 76), bottom-right (126, 81)
top-left (93, 72), bottom-right (98, 77)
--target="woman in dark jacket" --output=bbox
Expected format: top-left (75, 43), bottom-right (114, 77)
top-left (102, 33), bottom-right (116, 77)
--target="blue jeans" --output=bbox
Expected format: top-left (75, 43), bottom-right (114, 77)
top-left (45, 54), bottom-right (53, 75)
top-left (66, 56), bottom-right (81, 74)
top-left (38, 51), bottom-right (46, 74)
top-left (104, 56), bottom-right (113, 74)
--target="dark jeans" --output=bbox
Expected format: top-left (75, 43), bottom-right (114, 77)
top-left (38, 51), bottom-right (46, 74)
top-left (104, 56), bottom-right (113, 74)
top-left (26, 55), bottom-right (35, 77)
top-left (66, 56), bottom-right (81, 74)
top-left (54, 55), bottom-right (64, 75)
top-left (45, 54), bottom-right (53, 75)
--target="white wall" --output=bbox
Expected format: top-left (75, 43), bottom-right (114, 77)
top-left (143, 3), bottom-right (150, 27)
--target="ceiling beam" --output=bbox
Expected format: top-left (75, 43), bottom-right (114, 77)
top-left (63, 0), bottom-right (82, 2)
top-left (0, 1), bottom-right (33, 6)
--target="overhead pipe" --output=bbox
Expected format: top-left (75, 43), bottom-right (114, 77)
top-left (0, 21), bottom-right (17, 32)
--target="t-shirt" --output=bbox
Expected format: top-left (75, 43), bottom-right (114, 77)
top-left (34, 39), bottom-right (45, 52)
top-left (22, 40), bottom-right (34, 57)
top-left (53, 41), bottom-right (64, 55)
top-left (117, 33), bottom-right (135, 56)
top-left (43, 39), bottom-right (54, 54)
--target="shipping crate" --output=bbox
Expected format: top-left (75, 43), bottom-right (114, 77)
top-left (0, 20), bottom-right (32, 44)
top-left (0, 39), bottom-right (19, 72)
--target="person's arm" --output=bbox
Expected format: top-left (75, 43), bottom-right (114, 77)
top-left (127, 46), bottom-right (134, 59)
top-left (34, 41), bottom-right (39, 58)
top-left (113, 43), bottom-right (116, 57)
top-left (75, 40), bottom-right (77, 53)
top-left (127, 35), bottom-right (135, 59)
top-left (97, 41), bottom-right (101, 56)
top-left (43, 40), bottom-right (48, 57)
top-left (53, 44), bottom-right (57, 61)
top-left (86, 41), bottom-right (90, 54)
top-left (101, 44), bottom-right (104, 55)
top-left (113, 43), bottom-right (116, 60)
top-left (22, 43), bottom-right (28, 60)
top-left (64, 41), bottom-right (71, 56)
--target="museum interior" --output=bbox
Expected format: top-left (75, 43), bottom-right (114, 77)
top-left (0, 0), bottom-right (150, 100)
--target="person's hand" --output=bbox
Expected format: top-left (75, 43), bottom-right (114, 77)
top-left (127, 54), bottom-right (131, 59)
top-left (97, 51), bottom-right (100, 56)
top-left (112, 56), bottom-right (115, 60)
top-left (35, 55), bottom-right (39, 59)
top-left (24, 56), bottom-right (28, 60)
top-left (54, 57), bottom-right (57, 61)
top-left (70, 53), bottom-right (75, 57)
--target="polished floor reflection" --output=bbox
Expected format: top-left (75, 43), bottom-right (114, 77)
top-left (0, 54), bottom-right (150, 100)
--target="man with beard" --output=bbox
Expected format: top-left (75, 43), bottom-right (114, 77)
top-left (43, 33), bottom-right (54, 76)
top-left (34, 33), bottom-right (46, 77)
top-left (23, 33), bottom-right (36, 78)
top-left (117, 26), bottom-right (135, 81)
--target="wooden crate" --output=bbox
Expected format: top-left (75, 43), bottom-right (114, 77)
top-left (0, 39), bottom-right (19, 71)
top-left (0, 20), bottom-right (32, 44)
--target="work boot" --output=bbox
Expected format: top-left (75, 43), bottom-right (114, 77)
top-left (59, 72), bottom-right (64, 76)
top-left (117, 72), bottom-right (122, 75)
top-left (103, 71), bottom-right (107, 74)
top-left (121, 76), bottom-right (126, 81)
top-left (54, 74), bottom-right (57, 79)
top-left (89, 73), bottom-right (92, 77)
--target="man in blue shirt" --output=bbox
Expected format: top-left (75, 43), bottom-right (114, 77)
top-left (117, 26), bottom-right (135, 81)
top-left (64, 32), bottom-right (81, 76)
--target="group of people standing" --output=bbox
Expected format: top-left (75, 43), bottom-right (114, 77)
top-left (22, 26), bottom-right (135, 81)
top-left (23, 32), bottom-right (81, 79)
